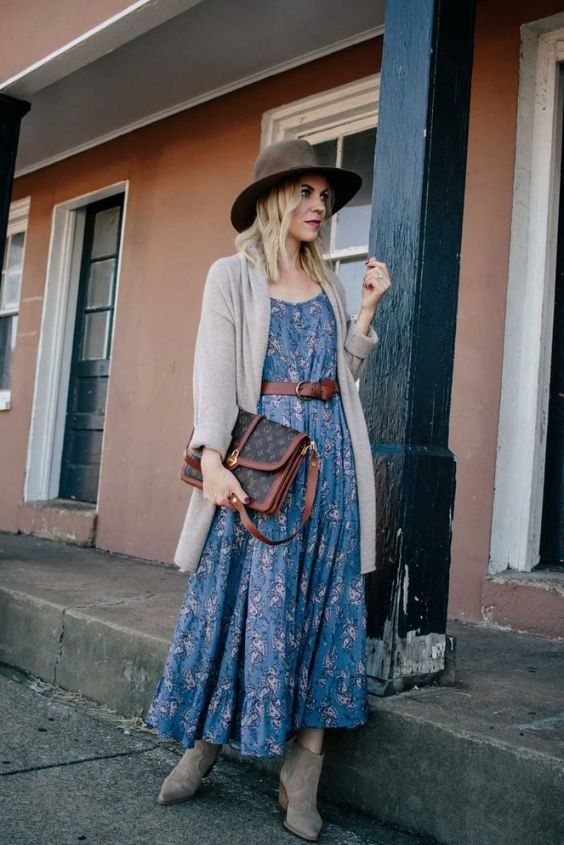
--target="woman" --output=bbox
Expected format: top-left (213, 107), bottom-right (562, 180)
top-left (145, 139), bottom-right (391, 842)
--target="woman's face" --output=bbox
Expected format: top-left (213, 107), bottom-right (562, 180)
top-left (287, 172), bottom-right (330, 246)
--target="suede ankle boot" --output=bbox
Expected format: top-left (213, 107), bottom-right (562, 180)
top-left (157, 739), bottom-right (222, 805)
top-left (278, 739), bottom-right (325, 841)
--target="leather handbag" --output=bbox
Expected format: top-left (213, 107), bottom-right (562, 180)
top-left (180, 408), bottom-right (319, 545)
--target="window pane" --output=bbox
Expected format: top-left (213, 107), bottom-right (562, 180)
top-left (81, 311), bottom-right (109, 360)
top-left (86, 259), bottom-right (115, 308)
top-left (8, 232), bottom-right (24, 271)
top-left (311, 138), bottom-right (338, 167)
top-left (1, 232), bottom-right (25, 311)
top-left (337, 258), bottom-right (367, 316)
top-left (335, 127), bottom-right (377, 250)
top-left (91, 206), bottom-right (121, 259)
top-left (0, 314), bottom-right (17, 390)
top-left (2, 271), bottom-right (22, 311)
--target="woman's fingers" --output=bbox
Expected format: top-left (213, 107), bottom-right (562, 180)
top-left (364, 257), bottom-right (391, 287)
top-left (365, 257), bottom-right (389, 271)
top-left (208, 489), bottom-right (250, 509)
top-left (205, 488), bottom-right (248, 509)
top-left (361, 256), bottom-right (392, 310)
top-left (202, 464), bottom-right (251, 509)
top-left (226, 486), bottom-right (251, 509)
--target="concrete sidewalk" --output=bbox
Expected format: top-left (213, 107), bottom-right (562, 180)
top-left (1, 666), bottom-right (440, 845)
top-left (1, 531), bottom-right (563, 845)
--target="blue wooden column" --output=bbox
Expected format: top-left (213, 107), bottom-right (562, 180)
top-left (0, 94), bottom-right (30, 272)
top-left (361, 0), bottom-right (475, 694)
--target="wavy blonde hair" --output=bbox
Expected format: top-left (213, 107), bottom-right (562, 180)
top-left (234, 172), bottom-right (335, 284)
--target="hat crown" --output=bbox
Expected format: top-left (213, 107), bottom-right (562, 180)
top-left (253, 139), bottom-right (322, 181)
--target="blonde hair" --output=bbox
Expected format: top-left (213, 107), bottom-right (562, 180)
top-left (234, 172), bottom-right (335, 284)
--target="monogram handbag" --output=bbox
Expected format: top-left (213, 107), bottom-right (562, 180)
top-left (180, 409), bottom-right (319, 545)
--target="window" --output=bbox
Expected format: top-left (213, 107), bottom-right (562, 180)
top-left (0, 198), bottom-right (30, 410)
top-left (263, 75), bottom-right (379, 314)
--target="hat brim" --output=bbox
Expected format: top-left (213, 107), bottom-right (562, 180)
top-left (230, 164), bottom-right (362, 233)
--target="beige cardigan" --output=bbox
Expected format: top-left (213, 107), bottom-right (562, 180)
top-left (174, 246), bottom-right (379, 575)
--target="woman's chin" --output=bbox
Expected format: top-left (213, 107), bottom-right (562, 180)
top-left (301, 229), bottom-right (321, 242)
top-left (288, 227), bottom-right (321, 246)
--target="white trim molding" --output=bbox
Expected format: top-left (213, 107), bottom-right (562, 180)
top-left (24, 181), bottom-right (128, 503)
top-left (6, 197), bottom-right (31, 229)
top-left (490, 17), bottom-right (564, 573)
top-left (262, 74), bottom-right (380, 147)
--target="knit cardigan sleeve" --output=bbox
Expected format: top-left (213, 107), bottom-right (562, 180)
top-left (187, 259), bottom-right (239, 462)
top-left (331, 271), bottom-right (379, 381)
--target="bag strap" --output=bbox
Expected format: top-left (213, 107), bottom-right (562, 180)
top-left (228, 447), bottom-right (319, 545)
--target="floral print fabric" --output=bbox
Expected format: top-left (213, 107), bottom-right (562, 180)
top-left (144, 289), bottom-right (368, 757)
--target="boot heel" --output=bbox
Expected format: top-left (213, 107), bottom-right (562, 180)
top-left (278, 780), bottom-right (288, 809)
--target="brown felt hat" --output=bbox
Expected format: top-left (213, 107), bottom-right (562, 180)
top-left (230, 139), bottom-right (362, 233)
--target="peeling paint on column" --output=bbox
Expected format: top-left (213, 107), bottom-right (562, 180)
top-left (402, 565), bottom-right (409, 615)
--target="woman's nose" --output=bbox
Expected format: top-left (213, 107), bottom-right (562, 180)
top-left (311, 195), bottom-right (325, 213)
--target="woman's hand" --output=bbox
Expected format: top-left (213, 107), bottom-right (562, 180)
top-left (200, 447), bottom-right (250, 510)
top-left (361, 257), bottom-right (392, 314)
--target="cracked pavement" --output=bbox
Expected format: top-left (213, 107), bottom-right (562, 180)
top-left (0, 667), bottom-right (439, 845)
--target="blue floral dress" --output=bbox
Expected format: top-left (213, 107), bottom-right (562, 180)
top-left (144, 289), bottom-right (368, 757)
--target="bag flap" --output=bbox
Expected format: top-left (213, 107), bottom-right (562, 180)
top-left (233, 417), bottom-right (308, 471)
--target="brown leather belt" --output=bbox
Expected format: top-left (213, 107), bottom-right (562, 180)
top-left (261, 378), bottom-right (339, 400)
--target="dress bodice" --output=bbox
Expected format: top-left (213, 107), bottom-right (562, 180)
top-left (261, 290), bottom-right (337, 383)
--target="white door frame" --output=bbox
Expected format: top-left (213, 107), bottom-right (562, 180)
top-left (24, 181), bottom-right (128, 503)
top-left (490, 16), bottom-right (564, 573)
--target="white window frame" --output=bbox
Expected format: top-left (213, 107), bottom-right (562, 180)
top-left (261, 74), bottom-right (380, 266)
top-left (489, 17), bottom-right (564, 574)
top-left (0, 197), bottom-right (31, 411)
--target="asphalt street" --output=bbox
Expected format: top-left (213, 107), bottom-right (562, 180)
top-left (0, 666), bottom-right (440, 845)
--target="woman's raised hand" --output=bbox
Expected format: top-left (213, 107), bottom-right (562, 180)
top-left (200, 447), bottom-right (251, 510)
top-left (361, 257), bottom-right (391, 312)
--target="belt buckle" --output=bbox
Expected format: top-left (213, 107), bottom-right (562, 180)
top-left (295, 380), bottom-right (313, 400)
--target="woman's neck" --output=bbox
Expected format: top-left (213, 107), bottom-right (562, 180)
top-left (268, 240), bottom-right (322, 300)
top-left (278, 236), bottom-right (303, 274)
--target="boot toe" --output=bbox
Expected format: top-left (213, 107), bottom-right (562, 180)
top-left (157, 776), bottom-right (199, 805)
top-left (157, 740), bottom-right (221, 805)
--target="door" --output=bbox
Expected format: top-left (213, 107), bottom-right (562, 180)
top-left (538, 103), bottom-right (564, 571)
top-left (59, 195), bottom-right (124, 502)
